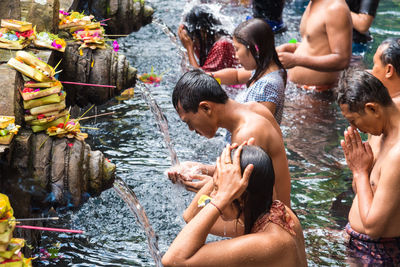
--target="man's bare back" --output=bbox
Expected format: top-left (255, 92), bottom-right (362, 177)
top-left (227, 101), bottom-right (291, 206)
top-left (277, 0), bottom-right (352, 86)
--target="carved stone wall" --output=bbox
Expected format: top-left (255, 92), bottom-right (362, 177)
top-left (65, 0), bottom-right (154, 34)
top-left (9, 131), bottom-right (116, 207)
top-left (0, 0), bottom-right (21, 21)
top-left (60, 43), bottom-right (137, 107)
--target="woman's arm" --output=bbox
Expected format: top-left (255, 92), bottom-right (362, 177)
top-left (178, 25), bottom-right (200, 68)
top-left (211, 68), bottom-right (252, 85)
top-left (183, 179), bottom-right (214, 223)
top-left (183, 179), bottom-right (244, 237)
top-left (162, 144), bottom-right (254, 266)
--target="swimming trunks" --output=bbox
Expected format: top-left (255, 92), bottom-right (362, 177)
top-left (346, 223), bottom-right (400, 265)
top-left (251, 200), bottom-right (296, 235)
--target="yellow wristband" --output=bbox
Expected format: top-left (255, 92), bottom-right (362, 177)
top-left (197, 195), bottom-right (212, 207)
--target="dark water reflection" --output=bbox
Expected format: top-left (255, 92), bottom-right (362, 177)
top-left (32, 0), bottom-right (400, 266)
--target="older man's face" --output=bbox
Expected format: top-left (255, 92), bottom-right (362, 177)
top-left (372, 45), bottom-right (387, 83)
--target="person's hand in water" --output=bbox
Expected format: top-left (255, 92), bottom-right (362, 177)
top-left (178, 24), bottom-right (194, 51)
top-left (180, 174), bottom-right (211, 193)
top-left (166, 161), bottom-right (212, 184)
top-left (341, 126), bottom-right (374, 177)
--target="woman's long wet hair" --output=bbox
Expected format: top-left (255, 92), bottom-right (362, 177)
top-left (233, 18), bottom-right (287, 87)
top-left (232, 145), bottom-right (275, 234)
top-left (184, 5), bottom-right (229, 66)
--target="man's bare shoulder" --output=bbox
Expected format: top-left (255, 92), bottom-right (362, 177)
top-left (386, 142), bottom-right (400, 161)
top-left (233, 113), bottom-right (281, 151)
top-left (377, 143), bottom-right (400, 180)
top-left (243, 102), bottom-right (281, 130)
top-left (326, 0), bottom-right (351, 16)
top-left (244, 101), bottom-right (274, 118)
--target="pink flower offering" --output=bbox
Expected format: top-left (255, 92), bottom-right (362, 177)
top-left (34, 89), bottom-right (40, 92)
top-left (68, 143), bottom-right (74, 148)
top-left (22, 87), bottom-right (34, 93)
top-left (113, 40), bottom-right (119, 52)
top-left (51, 40), bottom-right (62, 49)
top-left (59, 10), bottom-right (70, 16)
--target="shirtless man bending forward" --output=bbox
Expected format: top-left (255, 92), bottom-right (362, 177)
top-left (277, 0), bottom-right (352, 89)
top-left (336, 69), bottom-right (400, 265)
top-left (168, 69), bottom-right (291, 207)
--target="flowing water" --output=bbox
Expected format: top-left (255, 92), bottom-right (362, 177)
top-left (34, 0), bottom-right (400, 266)
top-left (113, 177), bottom-right (162, 267)
top-left (136, 82), bottom-right (179, 166)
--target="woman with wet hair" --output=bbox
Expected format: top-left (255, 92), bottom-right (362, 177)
top-left (162, 144), bottom-right (307, 267)
top-left (211, 18), bottom-right (287, 124)
top-left (178, 5), bottom-right (238, 72)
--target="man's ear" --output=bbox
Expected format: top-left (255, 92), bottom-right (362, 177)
top-left (199, 101), bottom-right (212, 115)
top-left (385, 64), bottom-right (394, 79)
top-left (365, 102), bottom-right (380, 116)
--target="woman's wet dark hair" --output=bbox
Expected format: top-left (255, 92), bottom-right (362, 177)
top-left (173, 69), bottom-right (228, 113)
top-left (233, 18), bottom-right (286, 87)
top-left (184, 5), bottom-right (229, 66)
top-left (335, 68), bottom-right (393, 113)
top-left (232, 145), bottom-right (275, 234)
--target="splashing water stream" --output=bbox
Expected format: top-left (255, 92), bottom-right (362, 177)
top-left (136, 82), bottom-right (179, 166)
top-left (113, 177), bottom-right (163, 267)
top-left (111, 80), bottom-right (180, 266)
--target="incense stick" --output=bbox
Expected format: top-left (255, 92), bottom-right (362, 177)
top-left (60, 81), bottom-right (116, 88)
top-left (73, 111), bottom-right (115, 121)
top-left (104, 34), bottom-right (129, 37)
top-left (13, 217), bottom-right (59, 222)
top-left (16, 225), bottom-right (84, 234)
top-left (98, 18), bottom-right (112, 23)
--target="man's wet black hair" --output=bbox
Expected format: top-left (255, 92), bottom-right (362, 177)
top-left (231, 145), bottom-right (275, 234)
top-left (173, 69), bottom-right (228, 113)
top-left (233, 18), bottom-right (286, 87)
top-left (335, 68), bottom-right (393, 113)
top-left (380, 37), bottom-right (400, 76)
top-left (183, 5), bottom-right (229, 66)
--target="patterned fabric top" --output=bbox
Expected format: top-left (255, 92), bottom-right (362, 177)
top-left (201, 37), bottom-right (238, 72)
top-left (251, 200), bottom-right (296, 235)
top-left (235, 69), bottom-right (285, 124)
